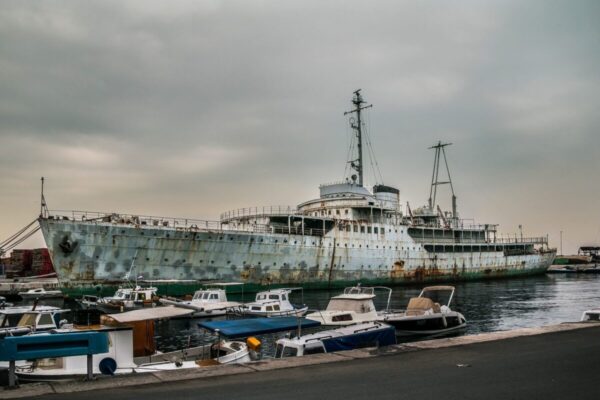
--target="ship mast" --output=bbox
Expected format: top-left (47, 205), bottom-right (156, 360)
top-left (344, 89), bottom-right (372, 186)
top-left (428, 141), bottom-right (457, 220)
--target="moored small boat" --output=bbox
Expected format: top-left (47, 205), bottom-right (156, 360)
top-left (274, 321), bottom-right (396, 357)
top-left (236, 288), bottom-right (307, 317)
top-left (17, 288), bottom-right (63, 300)
top-left (580, 307), bottom-right (600, 322)
top-left (159, 282), bottom-right (243, 317)
top-left (77, 286), bottom-right (158, 313)
top-left (306, 285), bottom-right (391, 326)
top-left (378, 286), bottom-right (466, 337)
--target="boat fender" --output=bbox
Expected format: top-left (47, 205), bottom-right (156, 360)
top-left (99, 358), bottom-right (117, 375)
top-left (247, 337), bottom-right (261, 351)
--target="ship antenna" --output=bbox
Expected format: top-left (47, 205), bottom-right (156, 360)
top-left (344, 89), bottom-right (372, 186)
top-left (40, 177), bottom-right (48, 218)
top-left (428, 141), bottom-right (457, 220)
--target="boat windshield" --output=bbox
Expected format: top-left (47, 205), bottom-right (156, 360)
top-left (275, 344), bottom-right (298, 358)
top-left (0, 314), bottom-right (5, 328)
top-left (326, 299), bottom-right (373, 313)
top-left (115, 290), bottom-right (129, 299)
top-left (17, 313), bottom-right (37, 327)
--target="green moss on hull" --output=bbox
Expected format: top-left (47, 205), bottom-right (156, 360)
top-left (58, 266), bottom-right (549, 298)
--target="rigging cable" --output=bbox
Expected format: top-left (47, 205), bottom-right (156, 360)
top-left (1, 226), bottom-right (41, 253)
top-left (363, 109), bottom-right (384, 184)
top-left (0, 219), bottom-right (38, 248)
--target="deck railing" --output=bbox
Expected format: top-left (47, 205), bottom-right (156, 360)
top-left (220, 206), bottom-right (297, 222)
top-left (45, 210), bottom-right (325, 237)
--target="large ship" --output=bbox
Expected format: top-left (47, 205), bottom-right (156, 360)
top-left (38, 90), bottom-right (555, 296)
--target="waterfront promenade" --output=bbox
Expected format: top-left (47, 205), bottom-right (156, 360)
top-left (6, 323), bottom-right (600, 400)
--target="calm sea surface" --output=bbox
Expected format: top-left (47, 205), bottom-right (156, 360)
top-left (14, 274), bottom-right (600, 353)
top-left (154, 274), bottom-right (600, 352)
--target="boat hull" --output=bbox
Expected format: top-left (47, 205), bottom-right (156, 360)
top-left (39, 218), bottom-right (556, 296)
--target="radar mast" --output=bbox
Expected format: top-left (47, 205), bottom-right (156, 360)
top-left (344, 89), bottom-right (372, 186)
top-left (428, 141), bottom-right (457, 220)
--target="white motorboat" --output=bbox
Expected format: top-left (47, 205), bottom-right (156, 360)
top-left (238, 288), bottom-right (308, 317)
top-left (14, 307), bottom-right (252, 382)
top-left (0, 306), bottom-right (68, 337)
top-left (306, 285), bottom-right (391, 326)
top-left (0, 296), bottom-right (13, 307)
top-left (580, 307), bottom-right (600, 321)
top-left (378, 286), bottom-right (466, 337)
top-left (274, 321), bottom-right (396, 358)
top-left (159, 282), bottom-right (242, 317)
top-left (17, 288), bottom-right (63, 300)
top-left (78, 286), bottom-right (158, 313)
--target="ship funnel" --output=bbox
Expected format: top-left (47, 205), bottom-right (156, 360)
top-left (373, 185), bottom-right (399, 210)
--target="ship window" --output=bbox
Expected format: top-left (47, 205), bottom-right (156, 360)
top-left (345, 225), bottom-right (350, 232)
top-left (367, 227), bottom-right (372, 234)
top-left (328, 210), bottom-right (331, 215)
top-left (210, 294), bottom-right (218, 299)
top-left (345, 209), bottom-right (349, 215)
top-left (360, 226), bottom-right (365, 233)
top-left (374, 227), bottom-right (378, 234)
top-left (273, 304), bottom-right (280, 311)
top-left (336, 210), bottom-right (340, 215)
top-left (282, 295), bottom-right (287, 300)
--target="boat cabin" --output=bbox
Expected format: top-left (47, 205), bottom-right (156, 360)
top-left (243, 288), bottom-right (301, 316)
top-left (192, 288), bottom-right (228, 303)
top-left (306, 285), bottom-right (390, 325)
top-left (0, 307), bottom-right (67, 337)
top-left (274, 322), bottom-right (396, 358)
top-left (111, 286), bottom-right (157, 303)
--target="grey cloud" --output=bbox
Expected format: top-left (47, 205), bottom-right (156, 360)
top-left (1, 0), bottom-right (599, 253)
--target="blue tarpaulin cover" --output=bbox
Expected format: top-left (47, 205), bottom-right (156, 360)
top-left (199, 317), bottom-right (321, 338)
top-left (321, 325), bottom-right (396, 352)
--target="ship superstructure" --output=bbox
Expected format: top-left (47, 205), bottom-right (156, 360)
top-left (38, 90), bottom-right (555, 296)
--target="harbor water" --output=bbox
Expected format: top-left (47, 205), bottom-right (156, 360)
top-left (10, 274), bottom-right (600, 353)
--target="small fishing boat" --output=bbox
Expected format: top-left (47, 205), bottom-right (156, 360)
top-left (17, 288), bottom-right (63, 300)
top-left (378, 286), bottom-right (466, 337)
top-left (237, 288), bottom-right (307, 317)
top-left (78, 286), bottom-right (158, 313)
top-left (0, 306), bottom-right (68, 337)
top-left (14, 307), bottom-right (251, 382)
top-left (0, 296), bottom-right (13, 308)
top-left (159, 282), bottom-right (242, 317)
top-left (580, 307), bottom-right (600, 321)
top-left (274, 321), bottom-right (396, 358)
top-left (305, 285), bottom-right (391, 326)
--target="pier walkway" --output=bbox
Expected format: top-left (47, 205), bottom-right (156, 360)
top-left (6, 323), bottom-right (600, 399)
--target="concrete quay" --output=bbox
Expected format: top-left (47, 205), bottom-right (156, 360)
top-left (3, 322), bottom-right (600, 399)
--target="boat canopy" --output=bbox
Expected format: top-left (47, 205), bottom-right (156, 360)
top-left (105, 306), bottom-right (194, 323)
top-left (199, 317), bottom-right (320, 338)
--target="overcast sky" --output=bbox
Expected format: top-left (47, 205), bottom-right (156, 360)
top-left (1, 0), bottom-right (599, 255)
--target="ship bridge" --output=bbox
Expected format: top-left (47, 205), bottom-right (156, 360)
top-left (297, 182), bottom-right (401, 222)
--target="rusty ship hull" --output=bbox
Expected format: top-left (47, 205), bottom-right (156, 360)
top-left (39, 214), bottom-right (555, 297)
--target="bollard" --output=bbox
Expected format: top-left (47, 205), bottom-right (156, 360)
top-left (8, 359), bottom-right (17, 388)
top-left (86, 354), bottom-right (94, 381)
